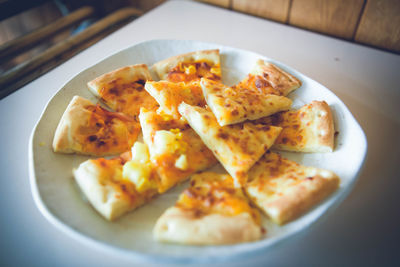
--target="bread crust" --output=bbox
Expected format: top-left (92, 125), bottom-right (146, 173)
top-left (52, 96), bottom-right (139, 156)
top-left (201, 78), bottom-right (292, 126)
top-left (73, 158), bottom-right (153, 221)
top-left (258, 101), bottom-right (335, 152)
top-left (178, 102), bottom-right (282, 186)
top-left (152, 49), bottom-right (220, 81)
top-left (87, 64), bottom-right (157, 118)
top-left (251, 60), bottom-right (302, 96)
top-left (153, 207), bottom-right (262, 245)
top-left (245, 152), bottom-right (339, 225)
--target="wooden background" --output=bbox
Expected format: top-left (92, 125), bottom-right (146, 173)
top-left (199, 0), bottom-right (400, 54)
top-left (1, 0), bottom-right (399, 54)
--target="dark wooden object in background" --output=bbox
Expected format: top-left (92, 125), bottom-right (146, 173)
top-left (0, 7), bottom-right (143, 99)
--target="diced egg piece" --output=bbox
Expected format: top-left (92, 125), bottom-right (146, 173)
top-left (153, 130), bottom-right (183, 156)
top-left (122, 161), bottom-right (155, 193)
top-left (184, 65), bottom-right (196, 75)
top-left (131, 141), bottom-right (150, 163)
top-left (175, 154), bottom-right (188, 170)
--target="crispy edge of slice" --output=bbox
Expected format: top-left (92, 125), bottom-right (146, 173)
top-left (151, 49), bottom-right (220, 80)
top-left (73, 158), bottom-right (153, 221)
top-left (201, 78), bottom-right (292, 126)
top-left (253, 59), bottom-right (302, 96)
top-left (178, 102), bottom-right (282, 186)
top-left (153, 172), bottom-right (262, 245)
top-left (260, 100), bottom-right (335, 153)
top-left (52, 95), bottom-right (139, 156)
top-left (87, 64), bottom-right (152, 98)
top-left (53, 95), bottom-right (92, 154)
top-left (245, 152), bottom-right (340, 225)
top-left (144, 80), bottom-right (205, 118)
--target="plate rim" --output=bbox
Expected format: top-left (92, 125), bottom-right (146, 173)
top-left (29, 39), bottom-right (368, 264)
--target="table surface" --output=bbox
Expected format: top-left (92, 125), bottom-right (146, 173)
top-left (1, 1), bottom-right (399, 266)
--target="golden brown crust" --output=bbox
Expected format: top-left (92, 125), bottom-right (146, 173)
top-left (73, 157), bottom-right (157, 221)
top-left (237, 60), bottom-right (302, 96)
top-left (245, 152), bottom-right (340, 225)
top-left (201, 78), bottom-right (292, 126)
top-left (139, 108), bottom-right (217, 193)
top-left (178, 102), bottom-right (282, 186)
top-left (153, 207), bottom-right (262, 245)
top-left (52, 96), bottom-right (140, 156)
top-left (87, 64), bottom-right (157, 119)
top-left (257, 101), bottom-right (335, 152)
top-left (144, 81), bottom-right (206, 119)
top-left (152, 49), bottom-right (221, 82)
top-left (153, 172), bottom-right (262, 245)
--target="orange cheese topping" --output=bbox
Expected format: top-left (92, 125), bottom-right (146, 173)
top-left (176, 173), bottom-right (261, 224)
top-left (167, 61), bottom-right (221, 83)
top-left (99, 78), bottom-right (158, 119)
top-left (76, 105), bottom-right (140, 155)
top-left (235, 74), bottom-right (283, 96)
top-left (258, 109), bottom-right (306, 148)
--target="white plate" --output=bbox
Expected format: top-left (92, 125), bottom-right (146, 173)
top-left (29, 40), bottom-right (367, 264)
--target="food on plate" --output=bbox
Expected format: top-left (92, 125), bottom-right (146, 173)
top-left (257, 101), bottom-right (335, 152)
top-left (236, 59), bottom-right (302, 96)
top-left (152, 49), bottom-right (221, 82)
top-left (87, 64), bottom-right (158, 120)
top-left (139, 108), bottom-right (217, 193)
top-left (52, 96), bottom-right (140, 156)
top-left (144, 81), bottom-right (206, 119)
top-left (153, 172), bottom-right (263, 245)
top-left (201, 78), bottom-right (292, 126)
top-left (73, 142), bottom-right (159, 220)
top-left (178, 102), bottom-right (282, 186)
top-left (245, 151), bottom-right (340, 225)
top-left (51, 48), bottom-right (340, 245)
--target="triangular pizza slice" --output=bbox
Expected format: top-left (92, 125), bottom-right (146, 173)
top-left (236, 59), bottom-right (302, 96)
top-left (245, 151), bottom-right (340, 225)
top-left (201, 78), bottom-right (292, 126)
top-left (53, 96), bottom-right (140, 156)
top-left (144, 80), bottom-right (206, 119)
top-left (153, 172), bottom-right (263, 245)
top-left (73, 142), bottom-right (159, 221)
top-left (139, 108), bottom-right (217, 193)
top-left (152, 49), bottom-right (221, 83)
top-left (178, 102), bottom-right (282, 186)
top-left (257, 101), bottom-right (335, 152)
top-left (87, 64), bottom-right (158, 120)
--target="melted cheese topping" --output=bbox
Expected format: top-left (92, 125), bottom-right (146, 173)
top-left (167, 61), bottom-right (221, 83)
top-left (176, 172), bottom-right (261, 224)
top-left (76, 105), bottom-right (139, 154)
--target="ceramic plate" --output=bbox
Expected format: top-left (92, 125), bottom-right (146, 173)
top-left (29, 40), bottom-right (367, 264)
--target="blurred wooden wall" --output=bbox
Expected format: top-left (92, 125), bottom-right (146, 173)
top-left (197, 0), bottom-right (400, 54)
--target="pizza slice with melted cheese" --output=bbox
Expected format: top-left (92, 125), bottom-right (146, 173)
top-left (152, 49), bottom-right (221, 83)
top-left (73, 142), bottom-right (159, 221)
top-left (53, 96), bottom-right (140, 156)
top-left (87, 64), bottom-right (158, 120)
top-left (153, 172), bottom-right (263, 245)
top-left (201, 78), bottom-right (292, 126)
top-left (139, 108), bottom-right (218, 193)
top-left (178, 102), bottom-right (282, 186)
top-left (257, 101), bottom-right (335, 152)
top-left (236, 59), bottom-right (302, 96)
top-left (144, 80), bottom-right (206, 119)
top-left (245, 151), bottom-right (340, 225)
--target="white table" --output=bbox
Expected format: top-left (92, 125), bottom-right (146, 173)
top-left (1, 1), bottom-right (399, 266)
